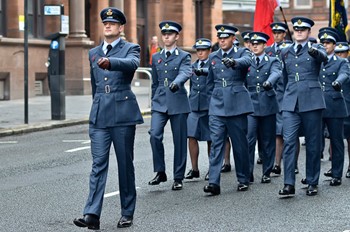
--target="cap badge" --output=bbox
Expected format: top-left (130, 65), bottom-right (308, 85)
top-left (323, 33), bottom-right (328, 38)
top-left (220, 27), bottom-right (225, 31)
top-left (106, 9), bottom-right (113, 16)
top-left (165, 23), bottom-right (170, 28)
top-left (274, 24), bottom-right (279, 29)
top-left (198, 40), bottom-right (202, 44)
top-left (297, 19), bottom-right (302, 25)
top-left (253, 34), bottom-right (258, 39)
top-left (339, 44), bottom-right (343, 48)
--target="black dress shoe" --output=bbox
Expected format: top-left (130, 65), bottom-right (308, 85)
top-left (271, 165), bottom-right (281, 175)
top-left (117, 216), bottom-right (133, 228)
top-left (346, 169), bottom-right (350, 178)
top-left (148, 172), bottom-right (167, 185)
top-left (221, 164), bottom-right (231, 173)
top-left (73, 214), bottom-right (100, 230)
top-left (172, 180), bottom-right (183, 190)
top-left (237, 183), bottom-right (249, 191)
top-left (203, 183), bottom-right (220, 195)
top-left (256, 157), bottom-right (263, 165)
top-left (185, 169), bottom-right (200, 179)
top-left (295, 167), bottom-right (299, 174)
top-left (306, 185), bottom-right (318, 196)
top-left (261, 175), bottom-right (271, 183)
top-left (301, 178), bottom-right (307, 185)
top-left (324, 169), bottom-right (332, 177)
top-left (330, 178), bottom-right (342, 186)
top-left (204, 171), bottom-right (209, 181)
top-left (278, 184), bottom-right (295, 196)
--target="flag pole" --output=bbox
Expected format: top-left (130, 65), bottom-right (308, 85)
top-left (279, 6), bottom-right (293, 42)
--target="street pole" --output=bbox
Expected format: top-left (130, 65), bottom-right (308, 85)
top-left (24, 0), bottom-right (29, 124)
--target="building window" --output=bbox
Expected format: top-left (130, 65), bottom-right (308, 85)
top-left (0, 0), bottom-right (4, 35)
top-left (28, 0), bottom-right (44, 38)
top-left (294, 0), bottom-right (312, 9)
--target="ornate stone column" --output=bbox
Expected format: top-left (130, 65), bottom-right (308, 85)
top-left (68, 0), bottom-right (87, 38)
top-left (109, 0), bottom-right (124, 10)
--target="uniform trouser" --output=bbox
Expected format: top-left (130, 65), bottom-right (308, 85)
top-left (282, 110), bottom-right (322, 186)
top-left (208, 115), bottom-right (250, 186)
top-left (84, 125), bottom-right (136, 218)
top-left (149, 111), bottom-right (188, 180)
top-left (323, 117), bottom-right (345, 178)
top-left (247, 114), bottom-right (276, 176)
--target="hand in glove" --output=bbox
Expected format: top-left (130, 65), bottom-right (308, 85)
top-left (169, 82), bottom-right (179, 93)
top-left (332, 81), bottom-right (341, 91)
top-left (262, 81), bottom-right (273, 91)
top-left (308, 46), bottom-right (319, 58)
top-left (222, 57), bottom-right (236, 68)
top-left (194, 68), bottom-right (203, 76)
top-left (97, 57), bottom-right (111, 70)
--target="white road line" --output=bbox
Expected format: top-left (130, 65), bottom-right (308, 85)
top-left (0, 141), bottom-right (18, 144)
top-left (65, 146), bottom-right (90, 153)
top-left (104, 187), bottom-right (140, 198)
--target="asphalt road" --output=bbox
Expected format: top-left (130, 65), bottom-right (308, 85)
top-left (0, 117), bottom-right (350, 232)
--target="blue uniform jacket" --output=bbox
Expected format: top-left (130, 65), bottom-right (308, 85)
top-left (280, 42), bottom-right (327, 112)
top-left (207, 46), bottom-right (254, 116)
top-left (151, 48), bottom-right (192, 115)
top-left (88, 40), bottom-right (144, 128)
top-left (189, 60), bottom-right (212, 111)
top-left (319, 55), bottom-right (349, 118)
top-left (246, 54), bottom-right (282, 116)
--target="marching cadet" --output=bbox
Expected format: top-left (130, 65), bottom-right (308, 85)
top-left (265, 22), bottom-right (288, 57)
top-left (148, 20), bottom-right (192, 191)
top-left (266, 22), bottom-right (300, 176)
top-left (185, 38), bottom-right (213, 181)
top-left (241, 31), bottom-right (252, 50)
top-left (73, 7), bottom-right (143, 229)
top-left (203, 24), bottom-right (253, 195)
top-left (246, 32), bottom-right (282, 184)
top-left (334, 42), bottom-right (350, 179)
top-left (306, 28), bottom-right (349, 187)
top-left (278, 17), bottom-right (327, 197)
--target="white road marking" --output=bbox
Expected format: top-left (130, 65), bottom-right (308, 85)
top-left (104, 187), bottom-right (140, 198)
top-left (0, 141), bottom-right (18, 144)
top-left (65, 146), bottom-right (90, 153)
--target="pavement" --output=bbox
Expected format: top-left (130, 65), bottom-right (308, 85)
top-left (0, 81), bottom-right (152, 137)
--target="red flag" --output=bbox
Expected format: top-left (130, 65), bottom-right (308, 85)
top-left (253, 0), bottom-right (279, 45)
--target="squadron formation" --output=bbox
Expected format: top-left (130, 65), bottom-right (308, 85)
top-left (73, 6), bottom-right (350, 230)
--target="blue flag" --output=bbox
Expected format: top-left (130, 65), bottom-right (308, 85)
top-left (329, 0), bottom-right (348, 42)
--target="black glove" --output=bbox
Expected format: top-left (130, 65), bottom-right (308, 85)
top-left (97, 57), bottom-right (111, 70)
top-left (222, 57), bottom-right (236, 68)
top-left (194, 68), bottom-right (203, 76)
top-left (169, 82), bottom-right (179, 93)
top-left (308, 46), bottom-right (319, 58)
top-left (263, 81), bottom-right (273, 91)
top-left (332, 81), bottom-right (341, 91)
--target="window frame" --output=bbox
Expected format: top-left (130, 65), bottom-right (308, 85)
top-left (294, 0), bottom-right (313, 9)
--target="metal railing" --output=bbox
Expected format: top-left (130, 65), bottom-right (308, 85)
top-left (135, 67), bottom-right (152, 108)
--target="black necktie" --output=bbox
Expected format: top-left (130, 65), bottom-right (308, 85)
top-left (223, 53), bottom-right (227, 58)
top-left (199, 61), bottom-right (205, 68)
top-left (256, 57), bottom-right (260, 66)
top-left (106, 44), bottom-right (113, 55)
top-left (166, 51), bottom-right (171, 58)
top-left (296, 44), bottom-right (302, 54)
